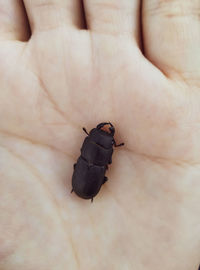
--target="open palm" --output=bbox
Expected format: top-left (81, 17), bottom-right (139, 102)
top-left (0, 1), bottom-right (200, 269)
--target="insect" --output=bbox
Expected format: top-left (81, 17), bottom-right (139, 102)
top-left (71, 122), bottom-right (124, 202)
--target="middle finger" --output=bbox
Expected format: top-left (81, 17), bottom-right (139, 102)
top-left (84, 0), bottom-right (141, 46)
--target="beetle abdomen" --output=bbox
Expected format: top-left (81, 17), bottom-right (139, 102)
top-left (72, 157), bottom-right (106, 199)
top-left (81, 137), bottom-right (113, 166)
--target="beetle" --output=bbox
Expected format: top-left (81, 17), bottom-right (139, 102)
top-left (71, 122), bottom-right (124, 202)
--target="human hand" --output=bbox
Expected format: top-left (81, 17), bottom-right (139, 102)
top-left (0, 1), bottom-right (200, 269)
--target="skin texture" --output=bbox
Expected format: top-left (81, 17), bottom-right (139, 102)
top-left (0, 0), bottom-right (200, 269)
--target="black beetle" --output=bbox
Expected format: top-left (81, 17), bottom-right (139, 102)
top-left (71, 122), bottom-right (124, 202)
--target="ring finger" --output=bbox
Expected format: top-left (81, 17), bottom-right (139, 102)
top-left (0, 0), bottom-right (30, 41)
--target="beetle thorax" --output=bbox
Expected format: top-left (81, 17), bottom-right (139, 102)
top-left (89, 128), bottom-right (113, 149)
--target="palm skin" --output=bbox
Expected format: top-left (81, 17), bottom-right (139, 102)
top-left (0, 5), bottom-right (200, 270)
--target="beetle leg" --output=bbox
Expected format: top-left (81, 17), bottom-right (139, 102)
top-left (103, 176), bottom-right (108, 184)
top-left (91, 198), bottom-right (93, 203)
top-left (73, 163), bottom-right (76, 169)
top-left (108, 157), bottom-right (112, 164)
top-left (113, 139), bottom-right (124, 147)
top-left (71, 189), bottom-right (74, 193)
top-left (83, 127), bottom-right (89, 135)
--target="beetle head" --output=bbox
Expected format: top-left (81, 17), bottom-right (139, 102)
top-left (109, 126), bottom-right (115, 136)
top-left (96, 122), bottom-right (115, 136)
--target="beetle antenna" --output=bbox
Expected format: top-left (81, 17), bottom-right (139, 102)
top-left (83, 127), bottom-right (89, 135)
top-left (115, 143), bottom-right (124, 147)
top-left (113, 139), bottom-right (124, 147)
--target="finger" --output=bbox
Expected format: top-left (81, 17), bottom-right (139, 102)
top-left (0, 0), bottom-right (30, 41)
top-left (143, 0), bottom-right (200, 79)
top-left (23, 0), bottom-right (86, 32)
top-left (84, 0), bottom-right (141, 46)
